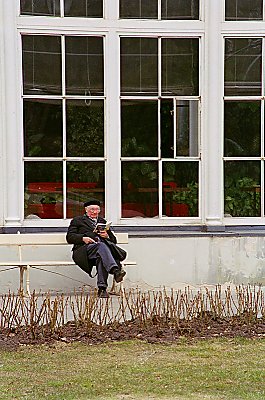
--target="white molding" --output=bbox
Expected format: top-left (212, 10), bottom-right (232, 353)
top-left (0, 0), bottom-right (5, 226)
top-left (204, 0), bottom-right (224, 226)
top-left (17, 16), bottom-right (205, 32)
top-left (105, 31), bottom-right (121, 223)
top-left (3, 0), bottom-right (23, 226)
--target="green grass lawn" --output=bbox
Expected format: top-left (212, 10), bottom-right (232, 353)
top-left (0, 338), bottom-right (264, 400)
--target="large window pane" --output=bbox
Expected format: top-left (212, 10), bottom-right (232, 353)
top-left (122, 162), bottom-right (158, 218)
top-left (163, 161), bottom-right (198, 217)
top-left (161, 100), bottom-right (199, 157)
top-left (22, 35), bottom-right (62, 95)
top-left (24, 162), bottom-right (63, 219)
top-left (224, 101), bottom-right (261, 157)
top-left (162, 0), bottom-right (199, 20)
top-left (24, 99), bottom-right (62, 157)
top-left (224, 161), bottom-right (261, 217)
top-left (120, 0), bottom-right (157, 19)
top-left (161, 38), bottom-right (199, 96)
top-left (224, 38), bottom-right (262, 96)
top-left (225, 0), bottom-right (263, 20)
top-left (66, 100), bottom-right (104, 157)
top-left (121, 100), bottom-right (158, 157)
top-left (65, 36), bottom-right (103, 96)
top-left (64, 0), bottom-right (103, 17)
top-left (67, 162), bottom-right (105, 218)
top-left (121, 38), bottom-right (158, 95)
top-left (20, 0), bottom-right (60, 16)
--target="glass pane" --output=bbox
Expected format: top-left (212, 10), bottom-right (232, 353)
top-left (176, 100), bottom-right (198, 156)
top-left (162, 38), bottom-right (199, 96)
top-left (162, 0), bottom-right (199, 20)
top-left (224, 101), bottom-right (261, 157)
top-left (161, 99), bottom-right (174, 158)
top-left (65, 36), bottom-right (103, 96)
top-left (163, 161), bottom-right (198, 217)
top-left (20, 0), bottom-right (60, 16)
top-left (121, 100), bottom-right (158, 157)
top-left (66, 100), bottom-right (104, 157)
top-left (224, 161), bottom-right (260, 217)
top-left (161, 100), bottom-right (199, 157)
top-left (224, 38), bottom-right (262, 96)
top-left (121, 38), bottom-right (158, 96)
top-left (64, 0), bottom-right (103, 17)
top-left (22, 35), bottom-right (61, 95)
top-left (225, 0), bottom-right (263, 20)
top-left (24, 99), bottom-right (62, 157)
top-left (120, 0), bottom-right (157, 19)
top-left (24, 162), bottom-right (63, 219)
top-left (122, 162), bottom-right (158, 218)
top-left (67, 161), bottom-right (105, 219)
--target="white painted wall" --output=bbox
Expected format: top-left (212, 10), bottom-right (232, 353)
top-left (0, 235), bottom-right (264, 294)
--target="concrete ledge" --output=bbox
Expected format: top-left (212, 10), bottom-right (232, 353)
top-left (1, 225), bottom-right (265, 238)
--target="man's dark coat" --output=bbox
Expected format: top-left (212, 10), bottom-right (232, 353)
top-left (66, 215), bottom-right (117, 276)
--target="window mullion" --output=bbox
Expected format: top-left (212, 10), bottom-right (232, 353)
top-left (173, 98), bottom-right (177, 158)
top-left (63, 160), bottom-right (67, 219)
top-left (158, 37), bottom-right (161, 97)
top-left (158, 0), bottom-right (162, 20)
top-left (159, 160), bottom-right (163, 217)
top-left (61, 35), bottom-right (67, 219)
top-left (60, 0), bottom-right (64, 17)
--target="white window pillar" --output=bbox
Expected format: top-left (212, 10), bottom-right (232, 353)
top-left (105, 31), bottom-right (121, 223)
top-left (0, 0), bottom-right (5, 226)
top-left (204, 0), bottom-right (224, 226)
top-left (105, 0), bottom-right (119, 19)
top-left (3, 0), bottom-right (22, 226)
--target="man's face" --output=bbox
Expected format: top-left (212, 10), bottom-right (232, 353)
top-left (85, 205), bottom-right (100, 219)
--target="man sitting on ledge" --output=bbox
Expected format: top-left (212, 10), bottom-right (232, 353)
top-left (66, 200), bottom-right (126, 298)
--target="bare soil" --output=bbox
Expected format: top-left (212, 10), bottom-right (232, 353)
top-left (1, 315), bottom-right (264, 351)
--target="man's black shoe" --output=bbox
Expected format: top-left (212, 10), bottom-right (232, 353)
top-left (114, 268), bottom-right (126, 283)
top-left (98, 288), bottom-right (110, 298)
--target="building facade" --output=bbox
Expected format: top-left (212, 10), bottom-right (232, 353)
top-left (0, 0), bottom-right (265, 292)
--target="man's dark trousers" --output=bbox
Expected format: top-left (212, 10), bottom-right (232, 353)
top-left (86, 241), bottom-right (118, 288)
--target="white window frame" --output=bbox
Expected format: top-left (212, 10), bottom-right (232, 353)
top-left (119, 34), bottom-right (202, 223)
top-left (3, 0), bottom-right (247, 229)
top-left (21, 33), bottom-right (107, 220)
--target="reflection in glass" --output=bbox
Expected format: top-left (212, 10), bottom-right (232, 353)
top-left (163, 161), bottom-right (198, 217)
top-left (121, 100), bottom-right (158, 157)
top-left (22, 35), bottom-right (62, 95)
top-left (20, 0), bottom-right (60, 16)
top-left (64, 0), bottom-right (103, 17)
top-left (66, 100), bottom-right (104, 157)
top-left (224, 101), bottom-right (261, 157)
top-left (225, 0), bottom-right (262, 20)
top-left (66, 162), bottom-right (105, 218)
top-left (161, 99), bottom-right (174, 158)
top-left (161, 38), bottom-right (199, 96)
top-left (24, 99), bottom-right (62, 157)
top-left (122, 162), bottom-right (158, 218)
top-left (65, 36), bottom-right (103, 96)
top-left (162, 0), bottom-right (199, 20)
top-left (121, 38), bottom-right (158, 95)
top-left (161, 100), bottom-right (198, 157)
top-left (24, 162), bottom-right (63, 219)
top-left (225, 38), bottom-right (262, 96)
top-left (120, 0), bottom-right (157, 19)
top-left (224, 161), bottom-right (260, 217)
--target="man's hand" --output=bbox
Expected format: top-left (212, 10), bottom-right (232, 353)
top-left (82, 237), bottom-right (96, 244)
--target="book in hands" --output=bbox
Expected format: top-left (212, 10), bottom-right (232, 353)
top-left (93, 221), bottom-right (112, 233)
